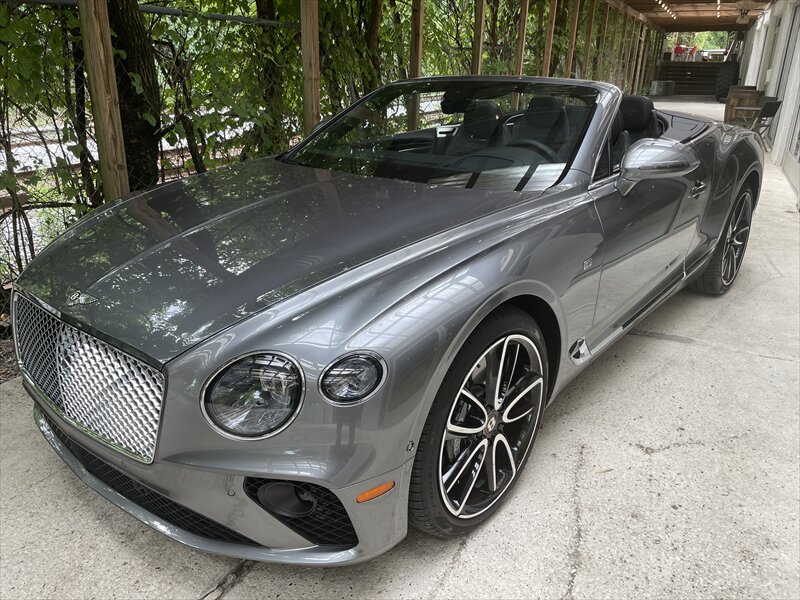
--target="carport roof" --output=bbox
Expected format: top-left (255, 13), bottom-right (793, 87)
top-left (625, 0), bottom-right (768, 31)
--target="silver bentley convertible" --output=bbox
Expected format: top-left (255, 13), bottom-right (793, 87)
top-left (12, 76), bottom-right (762, 565)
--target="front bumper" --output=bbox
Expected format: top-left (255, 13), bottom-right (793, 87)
top-left (32, 397), bottom-right (413, 566)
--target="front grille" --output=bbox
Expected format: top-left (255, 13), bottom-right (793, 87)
top-left (40, 410), bottom-right (260, 547)
top-left (244, 477), bottom-right (359, 548)
top-left (13, 293), bottom-right (164, 463)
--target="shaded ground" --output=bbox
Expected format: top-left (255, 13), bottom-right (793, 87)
top-left (0, 340), bottom-right (17, 384)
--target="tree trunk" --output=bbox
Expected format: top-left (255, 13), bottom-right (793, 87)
top-left (71, 30), bottom-right (100, 204)
top-left (106, 0), bottom-right (161, 191)
top-left (254, 0), bottom-right (284, 155)
top-left (388, 0), bottom-right (408, 80)
top-left (365, 0), bottom-right (382, 90)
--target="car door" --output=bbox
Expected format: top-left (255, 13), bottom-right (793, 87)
top-left (587, 133), bottom-right (701, 348)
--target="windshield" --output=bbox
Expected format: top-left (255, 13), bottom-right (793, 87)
top-left (286, 79), bottom-right (598, 192)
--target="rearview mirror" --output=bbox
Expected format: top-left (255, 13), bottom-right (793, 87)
top-left (616, 138), bottom-right (701, 196)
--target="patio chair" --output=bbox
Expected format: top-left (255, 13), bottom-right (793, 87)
top-left (748, 99), bottom-right (782, 138)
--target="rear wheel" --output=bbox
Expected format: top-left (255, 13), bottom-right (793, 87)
top-left (409, 308), bottom-right (548, 537)
top-left (690, 185), bottom-right (754, 295)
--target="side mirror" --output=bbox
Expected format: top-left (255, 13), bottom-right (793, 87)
top-left (616, 138), bottom-right (701, 196)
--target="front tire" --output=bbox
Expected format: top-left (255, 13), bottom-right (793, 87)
top-left (691, 184), bottom-right (754, 295)
top-left (409, 307), bottom-right (548, 537)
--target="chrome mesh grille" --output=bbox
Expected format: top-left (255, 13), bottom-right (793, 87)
top-left (13, 293), bottom-right (164, 463)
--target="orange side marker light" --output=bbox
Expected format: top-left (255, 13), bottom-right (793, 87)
top-left (356, 481), bottom-right (395, 503)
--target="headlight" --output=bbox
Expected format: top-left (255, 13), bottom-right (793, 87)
top-left (203, 353), bottom-right (304, 439)
top-left (320, 353), bottom-right (385, 405)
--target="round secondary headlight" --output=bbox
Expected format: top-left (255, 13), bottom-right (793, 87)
top-left (320, 353), bottom-right (385, 404)
top-left (203, 353), bottom-right (304, 439)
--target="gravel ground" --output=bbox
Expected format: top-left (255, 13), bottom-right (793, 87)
top-left (0, 339), bottom-right (18, 384)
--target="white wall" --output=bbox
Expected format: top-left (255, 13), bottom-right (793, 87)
top-left (742, 13), bottom-right (769, 86)
top-left (740, 0), bottom-right (800, 199)
top-left (770, 27), bottom-right (799, 166)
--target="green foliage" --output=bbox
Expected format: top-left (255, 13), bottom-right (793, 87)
top-left (668, 31), bottom-right (730, 50)
top-left (3, 0), bottom-right (666, 281)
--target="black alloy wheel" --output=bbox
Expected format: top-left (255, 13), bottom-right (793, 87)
top-left (409, 307), bottom-right (548, 537)
top-left (691, 184), bottom-right (754, 295)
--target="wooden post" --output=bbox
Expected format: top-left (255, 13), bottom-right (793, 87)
top-left (565, 0), bottom-right (581, 78)
top-left (598, 7), bottom-right (613, 81)
top-left (542, 0), bottom-right (558, 77)
top-left (640, 29), bottom-right (654, 93)
top-left (514, 0), bottom-right (530, 77)
top-left (646, 31), bottom-right (663, 92)
top-left (617, 15), bottom-right (630, 87)
top-left (511, 0), bottom-right (530, 110)
top-left (76, 0), bottom-right (128, 200)
top-left (594, 2), bottom-right (609, 81)
top-left (621, 21), bottom-right (637, 91)
top-left (632, 27), bottom-right (647, 94)
top-left (408, 0), bottom-right (425, 130)
top-left (581, 0), bottom-right (596, 79)
top-left (627, 22), bottom-right (643, 92)
top-left (471, 0), bottom-right (486, 74)
top-left (300, 0), bottom-right (320, 135)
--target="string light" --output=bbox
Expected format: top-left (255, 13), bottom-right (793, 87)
top-left (658, 0), bottom-right (677, 19)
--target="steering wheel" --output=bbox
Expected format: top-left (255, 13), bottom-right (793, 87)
top-left (506, 138), bottom-right (561, 163)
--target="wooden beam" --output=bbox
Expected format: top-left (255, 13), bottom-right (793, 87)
top-left (594, 2), bottom-right (609, 81)
top-left (580, 0), bottom-right (597, 79)
top-left (601, 0), bottom-right (664, 33)
top-left (76, 0), bottom-right (129, 201)
top-left (565, 0), bottom-right (581, 78)
top-left (408, 0), bottom-right (425, 130)
top-left (471, 0), bottom-right (487, 74)
top-left (300, 0), bottom-right (320, 135)
top-left (542, 0), bottom-right (558, 76)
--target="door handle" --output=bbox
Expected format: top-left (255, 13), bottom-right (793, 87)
top-left (690, 182), bottom-right (707, 198)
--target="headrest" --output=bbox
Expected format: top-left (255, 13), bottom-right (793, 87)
top-left (441, 92), bottom-right (470, 115)
top-left (611, 110), bottom-right (625, 143)
top-left (462, 101), bottom-right (502, 140)
top-left (526, 96), bottom-right (563, 112)
top-left (620, 95), bottom-right (655, 131)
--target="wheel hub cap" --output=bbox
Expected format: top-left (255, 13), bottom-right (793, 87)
top-left (484, 413), bottom-right (498, 435)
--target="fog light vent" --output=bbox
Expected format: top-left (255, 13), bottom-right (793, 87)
top-left (256, 481), bottom-right (318, 518)
top-left (244, 477), bottom-right (358, 548)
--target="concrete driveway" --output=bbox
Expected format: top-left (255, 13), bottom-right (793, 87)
top-left (1, 101), bottom-right (798, 600)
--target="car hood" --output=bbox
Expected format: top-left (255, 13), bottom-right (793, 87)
top-left (18, 158), bottom-right (539, 364)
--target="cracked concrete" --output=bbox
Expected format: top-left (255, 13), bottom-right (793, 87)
top-left (1, 99), bottom-right (798, 599)
top-left (564, 445), bottom-right (586, 600)
top-left (199, 561), bottom-right (255, 600)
